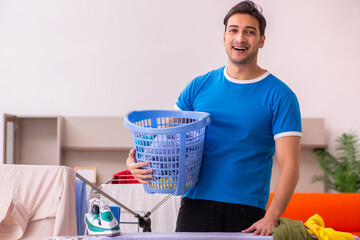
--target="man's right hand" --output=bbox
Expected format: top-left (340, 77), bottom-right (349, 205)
top-left (126, 148), bottom-right (153, 184)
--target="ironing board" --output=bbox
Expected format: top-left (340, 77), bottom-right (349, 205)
top-left (49, 232), bottom-right (273, 239)
top-left (88, 232), bottom-right (273, 239)
top-left (97, 232), bottom-right (359, 240)
top-left (53, 232), bottom-right (360, 239)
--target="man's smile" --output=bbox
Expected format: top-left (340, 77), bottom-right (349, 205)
top-left (233, 45), bottom-right (249, 52)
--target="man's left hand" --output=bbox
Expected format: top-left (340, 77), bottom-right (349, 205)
top-left (241, 216), bottom-right (279, 236)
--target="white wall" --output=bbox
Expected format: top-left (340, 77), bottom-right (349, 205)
top-left (1, 0), bottom-right (360, 168)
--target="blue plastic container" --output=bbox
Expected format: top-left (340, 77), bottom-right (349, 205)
top-left (109, 206), bottom-right (120, 222)
top-left (124, 110), bottom-right (211, 195)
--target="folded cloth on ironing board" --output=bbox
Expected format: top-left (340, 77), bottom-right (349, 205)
top-left (271, 217), bottom-right (313, 240)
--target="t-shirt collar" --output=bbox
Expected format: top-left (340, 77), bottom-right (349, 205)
top-left (224, 66), bottom-right (270, 84)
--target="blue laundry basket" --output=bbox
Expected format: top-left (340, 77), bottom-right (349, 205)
top-left (124, 110), bottom-right (211, 195)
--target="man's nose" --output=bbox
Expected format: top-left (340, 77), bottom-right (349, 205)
top-left (235, 32), bottom-right (245, 42)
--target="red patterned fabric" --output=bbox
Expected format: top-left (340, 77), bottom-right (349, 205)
top-left (110, 170), bottom-right (140, 184)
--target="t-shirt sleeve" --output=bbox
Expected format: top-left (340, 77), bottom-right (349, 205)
top-left (175, 79), bottom-right (196, 111)
top-left (272, 92), bottom-right (302, 140)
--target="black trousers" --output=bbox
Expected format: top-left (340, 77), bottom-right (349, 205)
top-left (175, 198), bottom-right (265, 232)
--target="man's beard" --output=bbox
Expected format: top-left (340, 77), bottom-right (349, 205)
top-left (227, 46), bottom-right (259, 66)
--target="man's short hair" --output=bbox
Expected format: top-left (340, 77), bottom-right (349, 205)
top-left (223, 1), bottom-right (266, 36)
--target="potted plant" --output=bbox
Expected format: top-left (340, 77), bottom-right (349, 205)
top-left (312, 131), bottom-right (360, 193)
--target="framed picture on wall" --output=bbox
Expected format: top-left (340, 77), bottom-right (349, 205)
top-left (74, 166), bottom-right (97, 184)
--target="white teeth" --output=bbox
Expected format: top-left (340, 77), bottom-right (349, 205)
top-left (234, 47), bottom-right (247, 50)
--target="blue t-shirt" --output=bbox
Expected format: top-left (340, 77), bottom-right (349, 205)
top-left (176, 66), bottom-right (302, 210)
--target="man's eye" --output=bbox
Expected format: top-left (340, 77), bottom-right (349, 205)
top-left (229, 29), bottom-right (237, 33)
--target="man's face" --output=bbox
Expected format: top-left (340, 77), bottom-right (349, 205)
top-left (223, 13), bottom-right (265, 66)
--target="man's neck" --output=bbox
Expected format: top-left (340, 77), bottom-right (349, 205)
top-left (226, 62), bottom-right (265, 80)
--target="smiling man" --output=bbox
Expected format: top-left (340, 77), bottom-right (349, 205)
top-left (126, 1), bottom-right (302, 236)
top-left (224, 13), bottom-right (264, 72)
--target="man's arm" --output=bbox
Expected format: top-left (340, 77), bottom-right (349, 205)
top-left (242, 136), bottom-right (301, 235)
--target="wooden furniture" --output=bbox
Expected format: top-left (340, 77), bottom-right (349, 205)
top-left (300, 118), bottom-right (326, 148)
top-left (3, 114), bottom-right (326, 184)
top-left (3, 115), bottom-right (132, 183)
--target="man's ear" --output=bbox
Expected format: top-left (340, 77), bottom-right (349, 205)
top-left (223, 32), bottom-right (226, 47)
top-left (259, 35), bottom-right (265, 48)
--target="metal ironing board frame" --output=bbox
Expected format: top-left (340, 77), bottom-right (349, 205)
top-left (76, 172), bottom-right (172, 232)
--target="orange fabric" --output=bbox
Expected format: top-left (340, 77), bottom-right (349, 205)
top-left (268, 193), bottom-right (360, 238)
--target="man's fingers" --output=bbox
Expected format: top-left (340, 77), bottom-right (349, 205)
top-left (253, 228), bottom-right (261, 235)
top-left (260, 228), bottom-right (267, 236)
top-left (136, 178), bottom-right (151, 184)
top-left (133, 169), bottom-right (153, 177)
top-left (241, 216), bottom-right (278, 236)
top-left (248, 224), bottom-right (274, 236)
top-left (126, 148), bottom-right (154, 184)
top-left (133, 161), bottom-right (150, 168)
top-left (242, 224), bottom-right (269, 236)
top-left (128, 148), bottom-right (136, 161)
top-left (131, 165), bottom-right (153, 180)
top-left (241, 225), bottom-right (255, 233)
top-left (130, 148), bottom-right (136, 155)
top-left (126, 149), bottom-right (136, 169)
top-left (130, 162), bottom-right (151, 174)
top-left (134, 170), bottom-right (153, 184)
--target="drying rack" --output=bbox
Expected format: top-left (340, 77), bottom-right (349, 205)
top-left (76, 172), bottom-right (173, 232)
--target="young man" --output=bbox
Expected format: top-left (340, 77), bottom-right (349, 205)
top-left (126, 1), bottom-right (301, 235)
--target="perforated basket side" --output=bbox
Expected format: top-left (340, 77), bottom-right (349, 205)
top-left (124, 110), bottom-right (210, 195)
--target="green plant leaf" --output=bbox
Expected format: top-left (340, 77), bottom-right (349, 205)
top-left (312, 131), bottom-right (360, 193)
